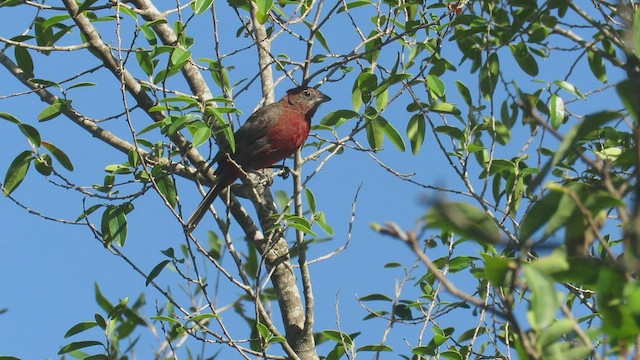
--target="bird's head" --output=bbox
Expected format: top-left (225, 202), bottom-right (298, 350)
top-left (284, 86), bottom-right (331, 116)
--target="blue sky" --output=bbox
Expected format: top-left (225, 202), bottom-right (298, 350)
top-left (0, 2), bottom-right (625, 359)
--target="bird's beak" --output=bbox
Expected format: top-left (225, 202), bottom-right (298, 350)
top-left (318, 93), bottom-right (331, 103)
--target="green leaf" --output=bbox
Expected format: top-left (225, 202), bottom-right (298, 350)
top-left (314, 211), bottom-right (334, 236)
top-left (151, 315), bottom-right (182, 325)
top-left (481, 254), bottom-right (514, 286)
top-left (426, 74), bottom-right (445, 98)
top-left (455, 80), bottom-right (473, 107)
top-left (67, 82), bottom-right (96, 90)
top-left (406, 114), bottom-right (425, 155)
top-left (365, 117), bottom-right (384, 151)
top-left (42, 141), bottom-right (74, 171)
top-left (38, 99), bottom-right (68, 121)
top-left (256, 322), bottom-right (271, 340)
top-left (192, 126), bottom-right (211, 147)
top-left (425, 201), bottom-right (501, 244)
top-left (146, 260), bottom-right (170, 286)
top-left (58, 341), bottom-right (104, 354)
top-left (359, 293), bottom-right (392, 301)
top-left (170, 48), bottom-right (191, 66)
top-left (14, 45), bottom-right (34, 78)
top-left (322, 329), bottom-right (353, 346)
top-left (530, 111), bottom-right (618, 191)
top-left (0, 112), bottom-right (21, 124)
top-left (549, 94), bottom-right (565, 130)
top-left (76, 204), bottom-right (103, 222)
top-left (136, 51), bottom-right (155, 77)
top-left (587, 50), bottom-right (607, 83)
top-left (255, 0), bottom-right (273, 24)
top-left (64, 321), bottom-right (98, 338)
top-left (524, 264), bottom-right (559, 330)
top-left (156, 175), bottom-right (177, 208)
top-left (18, 123), bottom-right (41, 147)
top-left (509, 41), bottom-right (539, 76)
top-left (189, 313), bottom-right (220, 322)
top-left (320, 109), bottom-right (358, 127)
top-left (357, 344), bottom-right (393, 352)
top-left (553, 80), bottom-right (585, 99)
top-left (101, 205), bottom-right (128, 247)
top-left (480, 53), bottom-right (499, 100)
top-left (634, 6), bottom-right (640, 56)
top-left (377, 116), bottom-right (405, 152)
top-left (192, 0), bottom-right (213, 14)
top-left (3, 150), bottom-right (33, 195)
top-left (305, 188), bottom-right (317, 213)
top-left (429, 102), bottom-right (457, 114)
top-left (537, 319), bottom-right (575, 348)
top-left (34, 154), bottom-right (52, 176)
top-left (314, 29), bottom-right (331, 53)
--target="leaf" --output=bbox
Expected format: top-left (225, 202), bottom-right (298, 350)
top-left (455, 80), bottom-right (473, 107)
top-left (634, 6), bottom-right (640, 56)
top-left (321, 109), bottom-right (358, 127)
top-left (0, 112), bottom-right (21, 124)
top-left (58, 341), bottom-right (104, 355)
top-left (14, 45), bottom-right (34, 78)
top-left (156, 175), bottom-right (177, 208)
top-left (537, 319), bottom-right (575, 348)
top-left (425, 201), bottom-right (501, 244)
top-left (359, 293), bottom-right (392, 301)
top-left (18, 123), bottom-right (41, 147)
top-left (509, 41), bottom-right (539, 76)
top-left (587, 50), bottom-right (607, 83)
top-left (101, 205), bottom-right (128, 247)
top-left (426, 74), bottom-right (445, 98)
top-left (305, 188), bottom-right (317, 213)
top-left (3, 150), bottom-right (33, 195)
top-left (189, 313), bottom-right (220, 322)
top-left (38, 99), bottom-right (68, 122)
top-left (192, 126), bottom-right (211, 147)
top-left (530, 111), bottom-right (618, 191)
top-left (520, 190), bottom-right (563, 240)
top-left (136, 51), bottom-right (155, 77)
top-left (255, 0), bottom-right (273, 24)
top-left (42, 141), bottom-right (74, 171)
top-left (549, 94), bottom-right (565, 129)
top-left (314, 29), bottom-right (331, 53)
top-left (406, 114), bottom-right (425, 155)
top-left (480, 53), bottom-right (499, 100)
top-left (365, 117), bottom-right (384, 151)
top-left (524, 265), bottom-right (559, 330)
top-left (146, 260), bottom-right (170, 286)
top-left (481, 254), bottom-right (514, 286)
top-left (192, 0), bottom-right (213, 14)
top-left (170, 48), bottom-right (191, 66)
top-left (67, 82), bottom-right (96, 90)
top-left (429, 102), bottom-right (457, 114)
top-left (64, 321), bottom-right (98, 338)
top-left (377, 116), bottom-right (405, 152)
top-left (357, 344), bottom-right (393, 352)
top-left (553, 80), bottom-right (585, 99)
top-left (151, 315), bottom-right (182, 325)
top-left (76, 204), bottom-right (103, 222)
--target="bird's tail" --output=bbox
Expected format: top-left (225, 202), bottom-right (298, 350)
top-left (185, 166), bottom-right (238, 233)
top-left (185, 182), bottom-right (221, 233)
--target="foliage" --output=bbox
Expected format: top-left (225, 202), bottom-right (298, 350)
top-left (2, 0), bottom-right (640, 359)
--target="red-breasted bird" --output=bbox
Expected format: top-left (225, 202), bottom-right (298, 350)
top-left (186, 86), bottom-right (331, 232)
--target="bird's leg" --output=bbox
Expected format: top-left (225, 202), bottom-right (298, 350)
top-left (270, 164), bottom-right (291, 180)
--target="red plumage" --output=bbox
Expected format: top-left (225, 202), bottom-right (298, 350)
top-left (186, 86), bottom-right (331, 232)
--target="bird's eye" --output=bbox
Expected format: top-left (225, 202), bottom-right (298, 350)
top-left (302, 89), bottom-right (312, 98)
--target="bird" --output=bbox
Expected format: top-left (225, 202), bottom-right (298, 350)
top-left (186, 86), bottom-right (331, 232)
